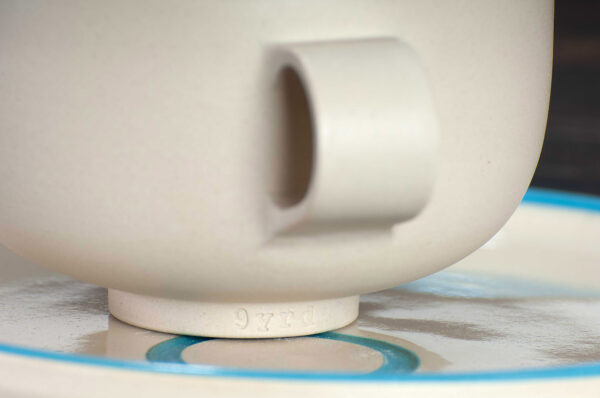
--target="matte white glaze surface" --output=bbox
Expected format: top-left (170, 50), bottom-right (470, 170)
top-left (0, 1), bottom-right (553, 336)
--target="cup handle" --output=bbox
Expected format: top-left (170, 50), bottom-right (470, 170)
top-left (269, 38), bottom-right (438, 233)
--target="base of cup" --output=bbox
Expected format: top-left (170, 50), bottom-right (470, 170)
top-left (108, 289), bottom-right (359, 338)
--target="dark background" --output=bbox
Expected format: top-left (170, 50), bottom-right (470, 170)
top-left (531, 0), bottom-right (600, 195)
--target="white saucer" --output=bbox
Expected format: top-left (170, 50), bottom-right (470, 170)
top-left (0, 188), bottom-right (599, 397)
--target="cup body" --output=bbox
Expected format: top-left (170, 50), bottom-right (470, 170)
top-left (0, 0), bottom-right (552, 333)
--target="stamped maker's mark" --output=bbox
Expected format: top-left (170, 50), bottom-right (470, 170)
top-left (234, 306), bottom-right (315, 332)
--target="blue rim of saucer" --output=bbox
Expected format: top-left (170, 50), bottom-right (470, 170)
top-left (0, 187), bottom-right (599, 383)
top-left (522, 187), bottom-right (600, 212)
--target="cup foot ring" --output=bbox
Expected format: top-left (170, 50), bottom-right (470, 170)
top-left (108, 290), bottom-right (359, 338)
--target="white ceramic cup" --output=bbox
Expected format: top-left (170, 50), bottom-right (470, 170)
top-left (0, 0), bottom-right (553, 337)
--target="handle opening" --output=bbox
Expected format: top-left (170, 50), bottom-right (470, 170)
top-left (269, 67), bottom-right (315, 209)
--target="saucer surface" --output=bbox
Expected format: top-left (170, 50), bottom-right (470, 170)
top-left (0, 188), bottom-right (599, 397)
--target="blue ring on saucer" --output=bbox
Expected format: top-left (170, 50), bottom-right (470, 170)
top-left (145, 331), bottom-right (420, 376)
